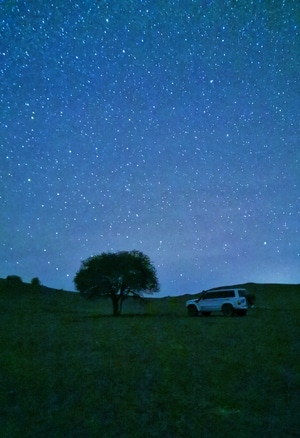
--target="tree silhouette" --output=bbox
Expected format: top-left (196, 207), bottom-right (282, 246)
top-left (5, 275), bottom-right (23, 292)
top-left (6, 275), bottom-right (23, 284)
top-left (31, 277), bottom-right (41, 288)
top-left (74, 250), bottom-right (159, 316)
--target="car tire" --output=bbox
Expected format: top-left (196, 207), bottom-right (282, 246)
top-left (222, 304), bottom-right (234, 316)
top-left (188, 305), bottom-right (198, 317)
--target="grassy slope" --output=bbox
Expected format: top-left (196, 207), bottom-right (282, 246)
top-left (1, 280), bottom-right (300, 437)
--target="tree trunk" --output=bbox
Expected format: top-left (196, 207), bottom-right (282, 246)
top-left (119, 295), bottom-right (126, 315)
top-left (111, 296), bottom-right (120, 316)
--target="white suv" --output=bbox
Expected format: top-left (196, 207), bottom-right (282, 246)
top-left (186, 288), bottom-right (250, 317)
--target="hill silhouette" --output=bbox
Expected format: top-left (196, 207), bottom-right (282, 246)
top-left (1, 276), bottom-right (299, 316)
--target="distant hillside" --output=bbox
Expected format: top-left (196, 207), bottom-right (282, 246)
top-left (0, 277), bottom-right (74, 295)
top-left (1, 277), bottom-right (299, 299)
top-left (1, 276), bottom-right (300, 320)
top-left (207, 282), bottom-right (300, 295)
top-left (173, 282), bottom-right (300, 300)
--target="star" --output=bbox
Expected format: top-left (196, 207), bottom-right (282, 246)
top-left (0, 1), bottom-right (299, 295)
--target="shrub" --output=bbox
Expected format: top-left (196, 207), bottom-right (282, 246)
top-left (6, 275), bottom-right (23, 291)
top-left (31, 277), bottom-right (42, 288)
top-left (6, 275), bottom-right (23, 284)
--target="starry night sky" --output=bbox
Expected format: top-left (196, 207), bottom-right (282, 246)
top-left (1, 0), bottom-right (299, 296)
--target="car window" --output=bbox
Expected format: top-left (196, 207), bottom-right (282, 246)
top-left (203, 292), bottom-right (217, 299)
top-left (204, 290), bottom-right (235, 299)
top-left (222, 290), bottom-right (235, 298)
top-left (238, 289), bottom-right (247, 297)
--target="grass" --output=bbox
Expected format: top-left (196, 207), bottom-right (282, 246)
top-left (1, 280), bottom-right (300, 437)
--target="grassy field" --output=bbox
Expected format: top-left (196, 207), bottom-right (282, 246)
top-left (1, 280), bottom-right (300, 437)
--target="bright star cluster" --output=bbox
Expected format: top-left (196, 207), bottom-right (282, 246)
top-left (1, 0), bottom-right (299, 295)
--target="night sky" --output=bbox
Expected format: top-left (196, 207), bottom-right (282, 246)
top-left (1, 0), bottom-right (299, 296)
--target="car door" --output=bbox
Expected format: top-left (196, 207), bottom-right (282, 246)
top-left (200, 292), bottom-right (218, 311)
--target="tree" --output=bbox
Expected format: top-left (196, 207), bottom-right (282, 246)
top-left (6, 275), bottom-right (23, 284)
top-left (74, 250), bottom-right (159, 316)
top-left (31, 277), bottom-right (41, 288)
top-left (6, 275), bottom-right (23, 291)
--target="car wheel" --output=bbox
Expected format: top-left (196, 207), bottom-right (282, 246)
top-left (222, 304), bottom-right (234, 316)
top-left (201, 311), bottom-right (211, 316)
top-left (188, 305), bottom-right (198, 317)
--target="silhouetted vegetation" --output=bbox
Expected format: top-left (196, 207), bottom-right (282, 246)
top-left (74, 250), bottom-right (160, 316)
top-left (31, 277), bottom-right (41, 288)
top-left (5, 275), bottom-right (23, 292)
top-left (6, 275), bottom-right (23, 284)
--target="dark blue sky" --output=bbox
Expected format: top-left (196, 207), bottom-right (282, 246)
top-left (1, 0), bottom-right (299, 295)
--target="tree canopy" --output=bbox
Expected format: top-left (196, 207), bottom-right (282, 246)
top-left (74, 250), bottom-right (159, 316)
